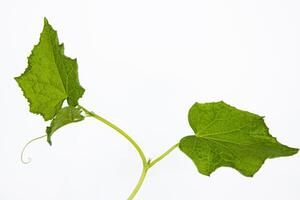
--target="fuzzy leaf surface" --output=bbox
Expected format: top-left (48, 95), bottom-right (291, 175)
top-left (46, 106), bottom-right (84, 145)
top-left (15, 18), bottom-right (85, 120)
top-left (179, 101), bottom-right (298, 177)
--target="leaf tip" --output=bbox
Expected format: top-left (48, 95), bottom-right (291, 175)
top-left (14, 76), bottom-right (21, 85)
top-left (46, 127), bottom-right (53, 146)
top-left (43, 17), bottom-right (49, 25)
top-left (200, 171), bottom-right (212, 177)
top-left (290, 147), bottom-right (299, 155)
top-left (47, 139), bottom-right (53, 146)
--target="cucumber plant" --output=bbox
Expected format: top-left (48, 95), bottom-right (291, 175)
top-left (15, 18), bottom-right (298, 199)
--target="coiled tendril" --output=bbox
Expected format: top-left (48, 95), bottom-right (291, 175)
top-left (21, 135), bottom-right (46, 164)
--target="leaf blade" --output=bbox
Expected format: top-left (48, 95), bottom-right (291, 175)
top-left (15, 18), bottom-right (85, 120)
top-left (46, 106), bottom-right (85, 145)
top-left (180, 101), bottom-right (298, 177)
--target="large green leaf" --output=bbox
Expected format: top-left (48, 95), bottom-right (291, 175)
top-left (179, 101), bottom-right (298, 177)
top-left (15, 18), bottom-right (85, 121)
top-left (46, 106), bottom-right (84, 145)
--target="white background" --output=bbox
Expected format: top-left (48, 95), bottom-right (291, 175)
top-left (0, 0), bottom-right (299, 199)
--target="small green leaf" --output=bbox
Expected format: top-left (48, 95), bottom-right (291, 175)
top-left (15, 18), bottom-right (85, 121)
top-left (46, 106), bottom-right (84, 145)
top-left (179, 101), bottom-right (298, 177)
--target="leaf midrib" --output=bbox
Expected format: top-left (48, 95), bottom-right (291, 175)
top-left (46, 26), bottom-right (67, 98)
top-left (196, 119), bottom-right (263, 146)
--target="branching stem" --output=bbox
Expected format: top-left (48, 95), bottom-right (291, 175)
top-left (149, 143), bottom-right (179, 168)
top-left (79, 105), bottom-right (179, 199)
top-left (127, 144), bottom-right (179, 199)
top-left (21, 105), bottom-right (179, 199)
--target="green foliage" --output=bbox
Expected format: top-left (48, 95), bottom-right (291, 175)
top-left (179, 102), bottom-right (298, 176)
top-left (15, 18), bottom-right (85, 121)
top-left (46, 106), bottom-right (85, 145)
top-left (15, 18), bottom-right (298, 199)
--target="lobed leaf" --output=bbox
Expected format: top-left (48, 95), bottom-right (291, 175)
top-left (179, 101), bottom-right (298, 177)
top-left (15, 18), bottom-right (85, 121)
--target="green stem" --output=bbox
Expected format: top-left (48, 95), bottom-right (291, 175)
top-left (128, 143), bottom-right (179, 199)
top-left (79, 105), bottom-right (179, 199)
top-left (79, 105), bottom-right (147, 166)
top-left (149, 143), bottom-right (179, 168)
top-left (127, 166), bottom-right (148, 200)
top-left (21, 106), bottom-right (179, 199)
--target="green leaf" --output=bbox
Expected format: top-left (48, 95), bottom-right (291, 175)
top-left (46, 106), bottom-right (84, 145)
top-left (15, 18), bottom-right (85, 121)
top-left (179, 101), bottom-right (298, 177)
